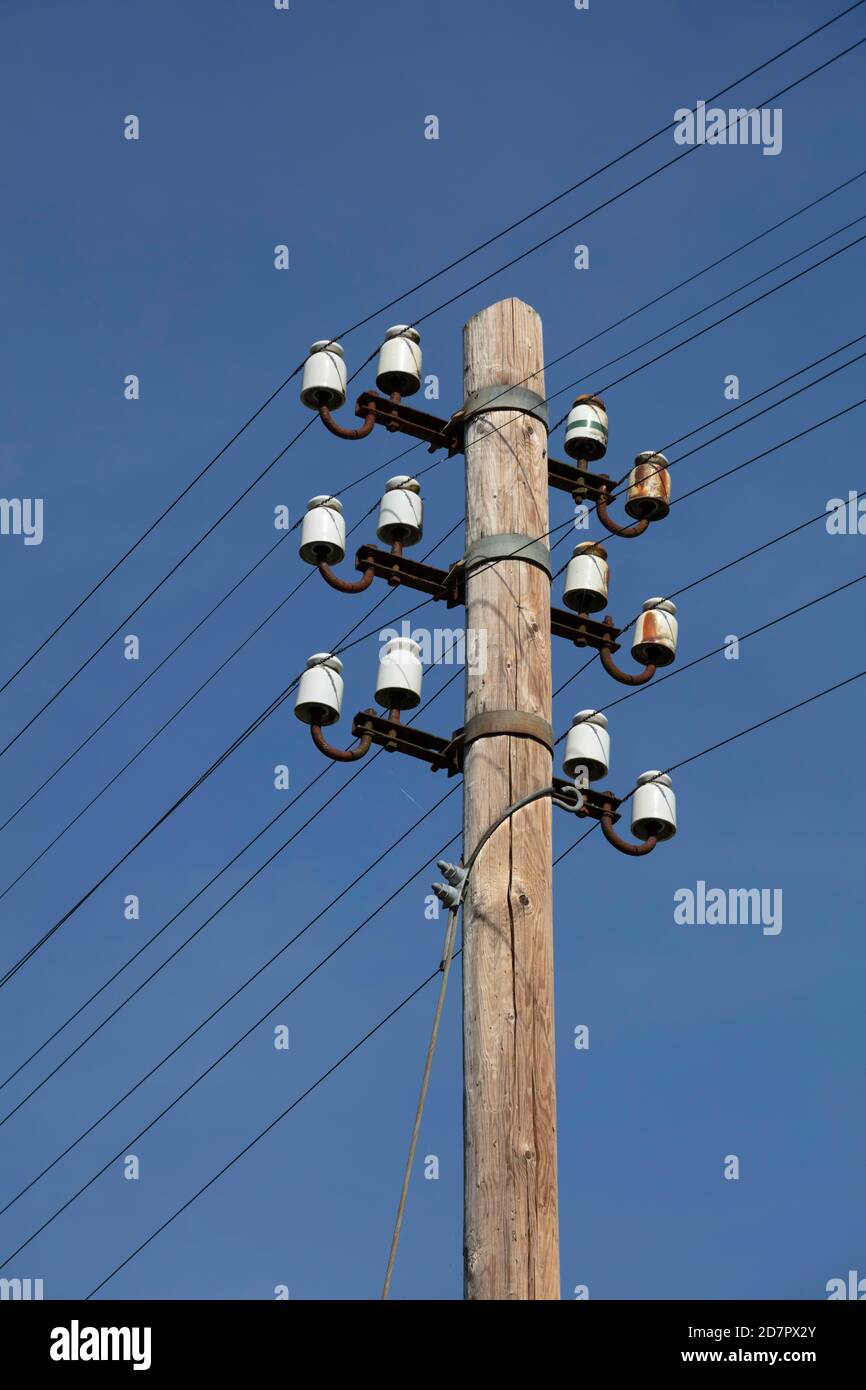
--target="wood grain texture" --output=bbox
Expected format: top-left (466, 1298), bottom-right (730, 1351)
top-left (462, 299), bottom-right (559, 1300)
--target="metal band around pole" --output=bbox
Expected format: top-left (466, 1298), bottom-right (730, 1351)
top-left (463, 532), bottom-right (552, 578)
top-left (462, 384), bottom-right (549, 431)
top-left (462, 709), bottom-right (554, 755)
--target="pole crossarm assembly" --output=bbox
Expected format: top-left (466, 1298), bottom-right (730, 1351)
top-left (293, 302), bottom-right (680, 1298)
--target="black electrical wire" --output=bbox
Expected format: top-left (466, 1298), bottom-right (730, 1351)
top-left (11, 333), bottom-right (856, 989)
top-left (0, 515), bottom-right (465, 901)
top-left (4, 185), bottom-right (861, 822)
top-left (334, 374), bottom-right (866, 670)
top-left (556, 669), bottom-right (866, 863)
top-left (409, 35), bottom-right (866, 331)
top-left (86, 958), bottom-right (457, 1301)
top-left (550, 377), bottom-right (866, 584)
top-left (0, 556), bottom-right (466, 991)
top-left (0, 413), bottom-right (314, 762)
top-left (0, 811), bottom-right (462, 1258)
top-left (334, 0), bottom-right (866, 342)
top-left (77, 653), bottom-right (866, 1299)
top-left (347, 235), bottom-right (866, 660)
top-left (0, 680), bottom-right (299, 991)
top-left (0, 364), bottom-right (306, 700)
top-left (549, 221), bottom-right (866, 429)
top-left (5, 192), bottom-right (850, 925)
top-left (7, 172), bottom-right (864, 991)
top-left (555, 572), bottom-right (866, 734)
top-left (317, 168), bottom-right (866, 507)
top-left (3, 20), bottom-right (862, 721)
top-left (0, 533), bottom-right (290, 840)
top-left (553, 483), bottom-right (866, 703)
top-left (0, 664), bottom-right (464, 1117)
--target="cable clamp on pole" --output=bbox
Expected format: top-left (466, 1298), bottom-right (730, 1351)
top-left (463, 533), bottom-right (552, 579)
top-left (462, 384), bottom-right (549, 432)
top-left (461, 709), bottom-right (554, 756)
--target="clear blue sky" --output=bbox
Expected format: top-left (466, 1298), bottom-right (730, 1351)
top-left (0, 0), bottom-right (864, 1300)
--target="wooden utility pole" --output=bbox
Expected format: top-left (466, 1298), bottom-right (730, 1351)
top-left (462, 299), bottom-right (559, 1300)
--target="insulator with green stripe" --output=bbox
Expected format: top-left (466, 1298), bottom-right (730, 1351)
top-left (564, 393), bottom-right (608, 463)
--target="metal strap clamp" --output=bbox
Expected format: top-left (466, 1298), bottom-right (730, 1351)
top-left (463, 532), bottom-right (552, 578)
top-left (462, 709), bottom-right (554, 755)
top-left (462, 384), bottom-right (549, 431)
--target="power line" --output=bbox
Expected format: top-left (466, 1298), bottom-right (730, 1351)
top-left (551, 382), bottom-right (866, 583)
top-left (6, 181), bottom-right (861, 803)
top-left (323, 170), bottom-right (866, 506)
top-left (77, 656), bottom-right (866, 1298)
top-left (0, 515), bottom-right (464, 900)
top-left (8, 141), bottom-right (866, 1128)
top-left (0, 679), bottom-right (300, 990)
top-left (408, 35), bottom-right (866, 330)
top-left (559, 573), bottom-right (866, 733)
top-left (0, 811), bottom-right (462, 1256)
top-left (0, 414), bottom-right (314, 762)
top-left (0, 533), bottom-right (289, 840)
top-left (333, 0), bottom-right (866, 341)
top-left (549, 222), bottom-right (866, 428)
top-left (553, 486), bottom-right (866, 703)
top-left (0, 667), bottom-right (464, 1119)
top-left (3, 18), bottom-right (862, 719)
top-left (0, 522), bottom-right (471, 988)
top-left (0, 362), bottom-right (305, 700)
top-left (85, 960), bottom-right (453, 1301)
top-left (9, 280), bottom-right (841, 967)
top-left (334, 370), bottom-right (866, 670)
top-left (556, 668), bottom-right (866, 865)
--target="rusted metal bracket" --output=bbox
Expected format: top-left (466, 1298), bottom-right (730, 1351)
top-left (552, 777), bottom-right (622, 825)
top-left (310, 723), bottom-right (373, 762)
top-left (353, 392), bottom-right (462, 455)
top-left (351, 710), bottom-right (464, 776)
top-left (346, 715), bottom-right (632, 821)
top-left (551, 608), bottom-right (622, 653)
top-left (345, 393), bottom-right (632, 522)
top-left (595, 479), bottom-right (649, 538)
top-left (548, 456), bottom-right (613, 504)
top-left (354, 545), bottom-right (464, 607)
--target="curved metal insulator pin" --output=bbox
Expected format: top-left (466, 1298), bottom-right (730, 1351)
top-left (599, 646), bottom-right (657, 686)
top-left (309, 724), bottom-right (372, 762)
top-left (318, 402), bottom-right (377, 440)
top-left (600, 807), bottom-right (657, 857)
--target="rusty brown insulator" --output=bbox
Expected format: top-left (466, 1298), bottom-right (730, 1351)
top-left (599, 807), bottom-right (657, 857)
top-left (318, 403), bottom-right (376, 440)
top-left (596, 481), bottom-right (649, 539)
top-left (310, 723), bottom-right (372, 762)
top-left (598, 647), bottom-right (657, 686)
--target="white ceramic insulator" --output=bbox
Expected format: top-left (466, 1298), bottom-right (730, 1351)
top-left (375, 636), bottom-right (423, 710)
top-left (300, 340), bottom-right (348, 410)
top-left (376, 476), bottom-right (423, 547)
top-left (294, 653), bottom-right (344, 726)
top-left (632, 598), bottom-right (678, 667)
top-left (562, 542), bottom-right (609, 614)
top-left (376, 326), bottom-right (422, 397)
top-left (563, 710), bottom-right (610, 782)
top-left (631, 771), bottom-right (677, 842)
top-left (299, 496), bottom-right (346, 565)
top-left (564, 397), bottom-right (608, 462)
